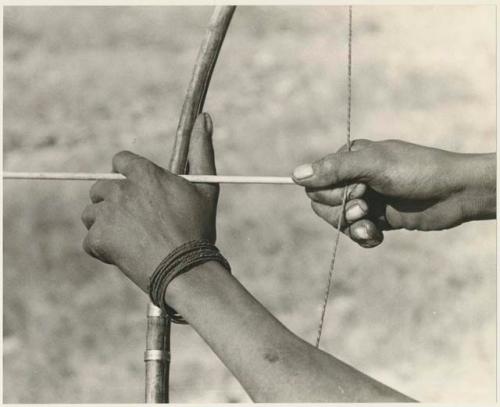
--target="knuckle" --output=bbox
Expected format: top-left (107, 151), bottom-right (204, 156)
top-left (89, 180), bottom-right (104, 201)
top-left (112, 150), bottom-right (129, 168)
top-left (306, 190), bottom-right (319, 201)
top-left (83, 231), bottom-right (101, 257)
top-left (315, 156), bottom-right (334, 177)
top-left (81, 204), bottom-right (94, 225)
top-left (350, 139), bottom-right (372, 150)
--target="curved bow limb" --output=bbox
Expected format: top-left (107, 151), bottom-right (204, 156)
top-left (145, 6), bottom-right (236, 403)
top-left (170, 5), bottom-right (236, 174)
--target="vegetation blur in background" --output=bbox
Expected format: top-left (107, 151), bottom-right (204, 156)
top-left (3, 5), bottom-right (496, 403)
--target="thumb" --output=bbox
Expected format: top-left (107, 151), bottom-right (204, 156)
top-left (292, 150), bottom-right (371, 188)
top-left (188, 112), bottom-right (217, 176)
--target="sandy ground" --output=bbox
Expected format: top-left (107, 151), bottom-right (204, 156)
top-left (3, 5), bottom-right (496, 403)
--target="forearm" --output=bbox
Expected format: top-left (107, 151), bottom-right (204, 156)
top-left (454, 153), bottom-right (496, 221)
top-left (166, 261), bottom-right (414, 402)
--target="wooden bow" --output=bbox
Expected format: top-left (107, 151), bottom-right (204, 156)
top-left (145, 6), bottom-right (236, 403)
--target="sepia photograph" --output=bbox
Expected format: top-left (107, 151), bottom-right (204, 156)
top-left (3, 3), bottom-right (496, 403)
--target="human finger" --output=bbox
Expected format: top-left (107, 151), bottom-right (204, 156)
top-left (188, 113), bottom-right (217, 176)
top-left (348, 219), bottom-right (384, 248)
top-left (306, 183), bottom-right (367, 206)
top-left (187, 112), bottom-right (219, 198)
top-left (292, 149), bottom-right (375, 188)
top-left (310, 201), bottom-right (383, 247)
top-left (112, 151), bottom-right (177, 184)
top-left (310, 201), bottom-right (348, 230)
top-left (81, 203), bottom-right (98, 230)
top-left (310, 199), bottom-right (367, 227)
top-left (89, 180), bottom-right (128, 203)
top-left (81, 202), bottom-right (113, 262)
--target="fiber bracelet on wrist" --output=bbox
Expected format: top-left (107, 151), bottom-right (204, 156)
top-left (148, 240), bottom-right (231, 324)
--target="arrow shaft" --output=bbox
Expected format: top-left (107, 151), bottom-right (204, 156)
top-left (3, 172), bottom-right (295, 185)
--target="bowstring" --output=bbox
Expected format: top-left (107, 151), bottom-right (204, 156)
top-left (315, 5), bottom-right (353, 348)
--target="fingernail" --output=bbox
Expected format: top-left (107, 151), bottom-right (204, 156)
top-left (362, 239), bottom-right (380, 248)
top-left (346, 204), bottom-right (365, 221)
top-left (354, 225), bottom-right (370, 240)
top-left (203, 112), bottom-right (212, 133)
top-left (293, 164), bottom-right (314, 180)
top-left (347, 184), bottom-right (358, 199)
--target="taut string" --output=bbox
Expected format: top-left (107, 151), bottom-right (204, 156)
top-left (315, 5), bottom-right (353, 348)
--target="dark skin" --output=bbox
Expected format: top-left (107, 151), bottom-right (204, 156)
top-left (81, 113), bottom-right (495, 402)
top-left (82, 113), bottom-right (218, 292)
top-left (293, 139), bottom-right (495, 247)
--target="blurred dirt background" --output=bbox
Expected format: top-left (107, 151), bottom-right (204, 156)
top-left (3, 5), bottom-right (496, 403)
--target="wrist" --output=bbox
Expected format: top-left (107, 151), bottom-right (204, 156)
top-left (453, 153), bottom-right (496, 221)
top-left (164, 260), bottom-right (233, 316)
top-left (147, 240), bottom-right (231, 323)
